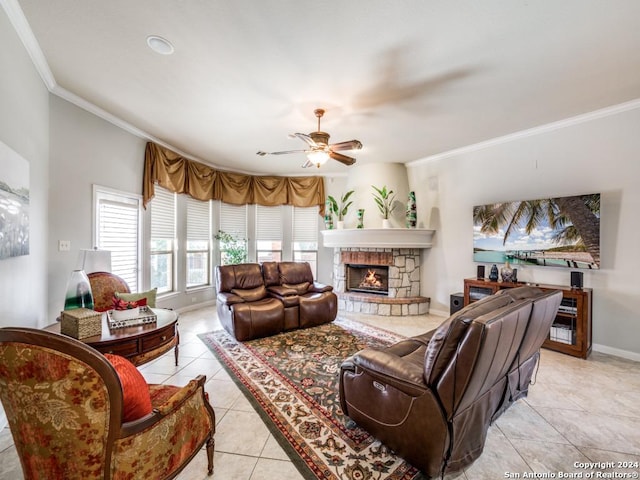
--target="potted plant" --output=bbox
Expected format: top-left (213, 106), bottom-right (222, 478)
top-left (215, 230), bottom-right (248, 265)
top-left (372, 185), bottom-right (397, 228)
top-left (327, 190), bottom-right (354, 229)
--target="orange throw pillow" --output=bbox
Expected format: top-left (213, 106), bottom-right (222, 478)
top-left (104, 354), bottom-right (152, 422)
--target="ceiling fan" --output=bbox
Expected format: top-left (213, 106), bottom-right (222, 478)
top-left (257, 108), bottom-right (362, 168)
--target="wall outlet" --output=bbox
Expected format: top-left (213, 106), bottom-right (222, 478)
top-left (58, 240), bottom-right (71, 251)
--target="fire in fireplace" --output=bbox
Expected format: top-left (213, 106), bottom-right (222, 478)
top-left (346, 265), bottom-right (389, 295)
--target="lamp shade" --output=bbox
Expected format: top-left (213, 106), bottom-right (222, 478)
top-left (77, 249), bottom-right (112, 273)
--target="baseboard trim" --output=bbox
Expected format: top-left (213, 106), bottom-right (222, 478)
top-left (175, 300), bottom-right (216, 315)
top-left (592, 343), bottom-right (640, 363)
top-left (428, 307), bottom-right (449, 318)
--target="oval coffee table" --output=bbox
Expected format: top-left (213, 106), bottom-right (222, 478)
top-left (48, 308), bottom-right (179, 366)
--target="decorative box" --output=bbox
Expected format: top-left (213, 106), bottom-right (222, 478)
top-left (108, 306), bottom-right (157, 329)
top-left (61, 308), bottom-right (102, 339)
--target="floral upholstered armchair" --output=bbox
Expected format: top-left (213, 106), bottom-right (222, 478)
top-left (88, 271), bottom-right (131, 312)
top-left (0, 327), bottom-right (215, 480)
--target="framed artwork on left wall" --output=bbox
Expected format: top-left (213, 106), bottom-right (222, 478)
top-left (0, 140), bottom-right (29, 259)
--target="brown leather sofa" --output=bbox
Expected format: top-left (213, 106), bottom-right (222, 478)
top-left (339, 286), bottom-right (562, 478)
top-left (262, 261), bottom-right (337, 330)
top-left (216, 262), bottom-right (337, 341)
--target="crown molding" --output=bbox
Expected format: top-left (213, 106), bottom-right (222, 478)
top-left (1, 0), bottom-right (55, 89)
top-left (407, 98), bottom-right (640, 167)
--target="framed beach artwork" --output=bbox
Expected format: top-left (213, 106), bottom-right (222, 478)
top-left (0, 141), bottom-right (30, 260)
top-left (473, 193), bottom-right (600, 270)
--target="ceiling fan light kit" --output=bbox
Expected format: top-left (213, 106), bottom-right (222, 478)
top-left (257, 108), bottom-right (362, 168)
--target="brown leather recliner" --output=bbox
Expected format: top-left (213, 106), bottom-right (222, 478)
top-left (216, 263), bottom-right (284, 341)
top-left (262, 261), bottom-right (338, 329)
top-left (339, 286), bottom-right (561, 478)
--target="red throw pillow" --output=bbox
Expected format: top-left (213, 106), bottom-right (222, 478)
top-left (104, 354), bottom-right (152, 422)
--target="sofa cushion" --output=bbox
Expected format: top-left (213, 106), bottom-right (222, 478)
top-left (231, 285), bottom-right (267, 302)
top-left (282, 282), bottom-right (310, 295)
top-left (217, 263), bottom-right (264, 293)
top-left (261, 261), bottom-right (280, 286)
top-left (104, 353), bottom-right (152, 422)
top-left (278, 262), bottom-right (314, 285)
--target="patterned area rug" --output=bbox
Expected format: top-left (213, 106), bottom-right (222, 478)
top-left (199, 318), bottom-right (425, 480)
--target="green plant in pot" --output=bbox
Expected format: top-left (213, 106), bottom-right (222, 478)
top-left (372, 185), bottom-right (397, 228)
top-left (327, 190), bottom-right (354, 229)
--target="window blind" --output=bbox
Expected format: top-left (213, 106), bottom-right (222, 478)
top-left (187, 197), bottom-right (211, 241)
top-left (293, 207), bottom-right (318, 243)
top-left (150, 187), bottom-right (175, 238)
top-left (95, 188), bottom-right (141, 292)
top-left (219, 202), bottom-right (247, 238)
top-left (256, 205), bottom-right (283, 242)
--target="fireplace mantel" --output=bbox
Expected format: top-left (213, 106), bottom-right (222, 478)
top-left (321, 228), bottom-right (435, 248)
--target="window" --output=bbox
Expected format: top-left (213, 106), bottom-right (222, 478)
top-left (218, 202), bottom-right (248, 265)
top-left (94, 186), bottom-right (141, 292)
top-left (150, 187), bottom-right (176, 293)
top-left (256, 205), bottom-right (283, 263)
top-left (186, 197), bottom-right (211, 288)
top-left (293, 207), bottom-right (319, 277)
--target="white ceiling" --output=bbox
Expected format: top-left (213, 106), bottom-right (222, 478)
top-left (12, 0), bottom-right (640, 175)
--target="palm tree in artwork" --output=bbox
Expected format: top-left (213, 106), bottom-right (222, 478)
top-left (473, 194), bottom-right (600, 267)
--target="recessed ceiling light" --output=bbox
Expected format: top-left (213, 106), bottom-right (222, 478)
top-left (146, 35), bottom-right (174, 55)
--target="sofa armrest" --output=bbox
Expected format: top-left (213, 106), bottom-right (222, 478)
top-left (309, 282), bottom-right (333, 293)
top-left (217, 291), bottom-right (245, 306)
top-left (346, 349), bottom-right (427, 396)
top-left (267, 285), bottom-right (298, 297)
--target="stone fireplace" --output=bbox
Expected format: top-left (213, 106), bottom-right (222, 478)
top-left (323, 228), bottom-right (435, 316)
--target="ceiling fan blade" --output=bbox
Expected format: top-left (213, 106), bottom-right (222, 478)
top-left (290, 133), bottom-right (318, 148)
top-left (256, 149), bottom-right (308, 156)
top-left (329, 139), bottom-right (363, 151)
top-left (329, 151), bottom-right (357, 166)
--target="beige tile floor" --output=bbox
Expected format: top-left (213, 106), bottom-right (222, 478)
top-left (1, 306), bottom-right (640, 479)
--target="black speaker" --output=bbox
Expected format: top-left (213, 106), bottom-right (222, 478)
top-left (477, 265), bottom-right (485, 280)
top-left (450, 293), bottom-right (464, 315)
top-left (570, 271), bottom-right (583, 289)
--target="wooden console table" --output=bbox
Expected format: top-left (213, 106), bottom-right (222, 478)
top-left (48, 308), bottom-right (179, 366)
top-left (463, 278), bottom-right (592, 359)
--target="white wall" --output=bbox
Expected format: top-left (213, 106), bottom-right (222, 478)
top-left (48, 96), bottom-right (148, 321)
top-left (407, 105), bottom-right (640, 358)
top-left (48, 97), bottom-right (219, 316)
top-left (317, 176), bottom-right (348, 284)
top-left (0, 5), bottom-right (50, 429)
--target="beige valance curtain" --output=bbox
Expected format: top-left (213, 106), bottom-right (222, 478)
top-left (143, 142), bottom-right (325, 214)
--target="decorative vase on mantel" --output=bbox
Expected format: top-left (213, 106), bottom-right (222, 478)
top-left (382, 219), bottom-right (391, 229)
top-left (323, 199), bottom-right (334, 230)
top-left (406, 191), bottom-right (417, 228)
top-left (337, 220), bottom-right (345, 230)
top-left (357, 209), bottom-right (365, 229)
